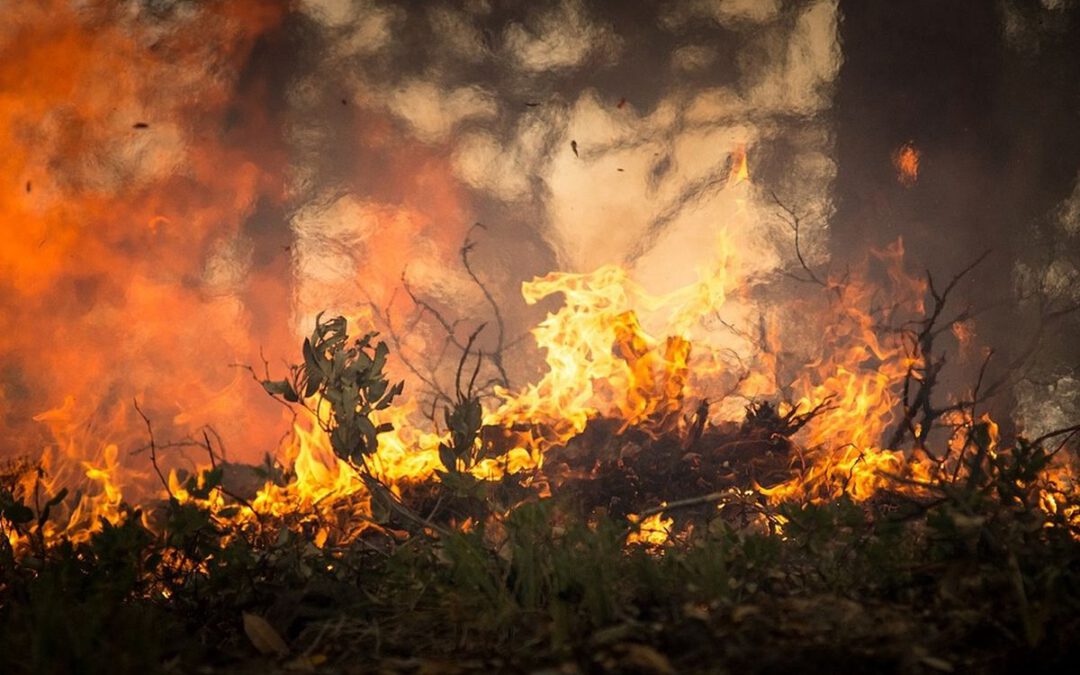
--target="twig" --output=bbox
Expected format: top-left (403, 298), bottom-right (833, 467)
top-left (454, 324), bottom-right (486, 400)
top-left (133, 398), bottom-right (173, 499)
top-left (360, 473), bottom-right (451, 539)
top-left (770, 190), bottom-right (827, 288)
top-left (461, 223), bottom-right (511, 390)
top-left (887, 250), bottom-right (991, 451)
top-left (1030, 423), bottom-right (1080, 452)
top-left (400, 274), bottom-right (467, 354)
top-left (377, 296), bottom-right (454, 417)
top-left (839, 446), bottom-right (864, 495)
top-left (622, 490), bottom-right (735, 539)
top-left (684, 399), bottom-right (710, 452)
top-left (196, 431), bottom-right (262, 522)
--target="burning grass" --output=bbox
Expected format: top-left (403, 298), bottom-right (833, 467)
top-left (3, 293), bottom-right (1080, 673)
top-left (1, 417), bottom-right (1079, 674)
top-left (3, 4), bottom-right (1078, 672)
top-left (2, 211), bottom-right (1080, 673)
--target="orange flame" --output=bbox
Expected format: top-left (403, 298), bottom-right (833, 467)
top-left (892, 141), bottom-right (920, 187)
top-left (2, 40), bottom-right (1075, 566)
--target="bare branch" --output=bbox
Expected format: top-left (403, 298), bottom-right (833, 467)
top-left (133, 398), bottom-right (173, 500)
top-left (770, 190), bottom-right (827, 288)
top-left (461, 223), bottom-right (511, 390)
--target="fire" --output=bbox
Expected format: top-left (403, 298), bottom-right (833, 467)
top-left (490, 266), bottom-right (695, 445)
top-left (1, 30), bottom-right (1075, 569)
top-left (627, 511), bottom-right (673, 547)
top-left (758, 241), bottom-right (932, 501)
top-left (0, 0), bottom-right (295, 487)
top-left (6, 207), bottom-right (1076, 553)
top-left (893, 141), bottom-right (921, 187)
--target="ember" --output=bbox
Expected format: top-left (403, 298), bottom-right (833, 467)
top-left (893, 141), bottom-right (921, 187)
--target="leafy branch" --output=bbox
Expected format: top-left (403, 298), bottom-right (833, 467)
top-left (260, 314), bottom-right (403, 469)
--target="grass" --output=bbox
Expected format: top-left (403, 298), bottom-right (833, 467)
top-left (2, 434), bottom-right (1079, 675)
top-left (2, 316), bottom-right (1078, 673)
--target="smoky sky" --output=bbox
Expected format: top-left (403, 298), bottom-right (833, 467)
top-left (287, 0), bottom-right (843, 378)
top-left (283, 0), bottom-right (1080, 435)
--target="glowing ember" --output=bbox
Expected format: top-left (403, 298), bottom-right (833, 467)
top-left (893, 141), bottom-right (921, 187)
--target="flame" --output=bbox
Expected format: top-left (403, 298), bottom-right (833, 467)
top-left (758, 241), bottom-right (933, 501)
top-left (2, 51), bottom-right (1075, 568)
top-left (9, 216), bottom-right (1076, 553)
top-left (1, 217), bottom-right (996, 551)
top-left (892, 142), bottom-right (920, 187)
top-left (489, 266), bottom-right (694, 444)
top-left (0, 1), bottom-right (295, 484)
top-left (627, 511), bottom-right (673, 547)
top-left (488, 225), bottom-right (740, 447)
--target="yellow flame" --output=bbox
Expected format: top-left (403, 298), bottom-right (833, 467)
top-left (627, 511), bottom-right (673, 547)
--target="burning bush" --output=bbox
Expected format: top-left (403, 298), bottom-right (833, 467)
top-left (3, 257), bottom-right (1080, 672)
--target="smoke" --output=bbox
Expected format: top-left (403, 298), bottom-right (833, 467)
top-left (0, 1), bottom-right (292, 464)
top-left (1013, 170), bottom-right (1080, 437)
top-left (289, 0), bottom-right (843, 389)
top-left (0, 0), bottom-right (850, 467)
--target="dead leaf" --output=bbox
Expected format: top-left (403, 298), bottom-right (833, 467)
top-left (590, 622), bottom-right (640, 646)
top-left (284, 653), bottom-right (327, 672)
top-left (731, 604), bottom-right (760, 623)
top-left (243, 612), bottom-right (289, 657)
top-left (919, 655), bottom-right (954, 672)
top-left (618, 644), bottom-right (674, 675)
top-left (283, 655), bottom-right (315, 672)
top-left (682, 602), bottom-right (709, 621)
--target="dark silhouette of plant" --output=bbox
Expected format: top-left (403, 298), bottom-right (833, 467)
top-left (261, 313), bottom-right (404, 469)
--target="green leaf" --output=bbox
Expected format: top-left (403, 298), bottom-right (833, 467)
top-left (368, 379), bottom-right (388, 403)
top-left (203, 467), bottom-right (223, 491)
top-left (38, 487), bottom-right (69, 527)
top-left (376, 381), bottom-right (404, 410)
top-left (330, 425), bottom-right (359, 460)
top-left (44, 487), bottom-right (69, 510)
top-left (189, 467), bottom-right (223, 500)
